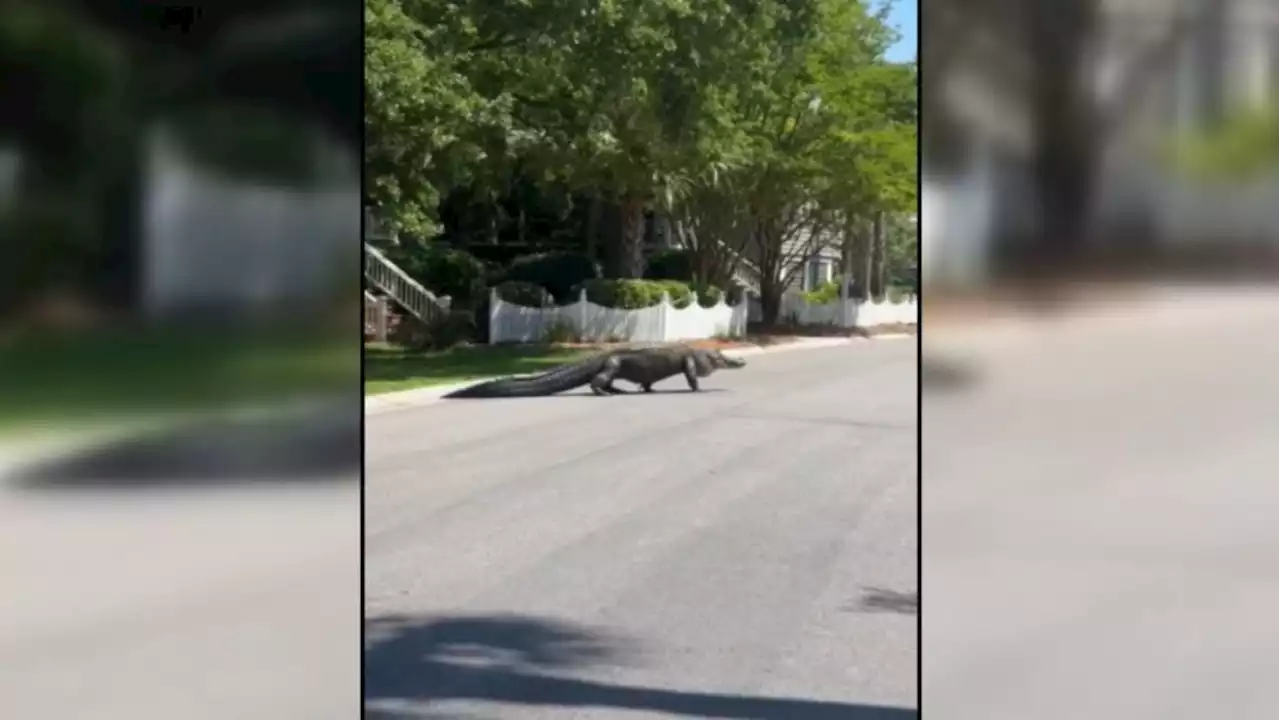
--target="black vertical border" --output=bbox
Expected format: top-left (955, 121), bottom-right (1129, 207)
top-left (358, 0), bottom-right (369, 713)
top-left (913, 0), bottom-right (924, 715)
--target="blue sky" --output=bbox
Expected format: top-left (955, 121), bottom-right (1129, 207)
top-left (884, 0), bottom-right (918, 63)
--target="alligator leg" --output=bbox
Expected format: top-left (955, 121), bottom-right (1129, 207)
top-left (589, 372), bottom-right (613, 396)
top-left (590, 356), bottom-right (622, 396)
top-left (682, 356), bottom-right (700, 392)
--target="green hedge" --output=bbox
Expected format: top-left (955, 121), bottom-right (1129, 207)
top-left (645, 249), bottom-right (745, 306)
top-left (694, 283), bottom-right (737, 307)
top-left (574, 279), bottom-right (728, 309)
top-left (799, 281), bottom-right (915, 305)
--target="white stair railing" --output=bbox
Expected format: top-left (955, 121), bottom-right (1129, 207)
top-left (363, 242), bottom-right (450, 324)
top-left (725, 251), bottom-right (763, 294)
top-left (364, 290), bottom-right (390, 341)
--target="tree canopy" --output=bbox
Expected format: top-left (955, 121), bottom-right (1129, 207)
top-left (364, 0), bottom-right (918, 316)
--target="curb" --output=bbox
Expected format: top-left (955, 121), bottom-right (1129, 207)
top-left (364, 334), bottom-right (905, 415)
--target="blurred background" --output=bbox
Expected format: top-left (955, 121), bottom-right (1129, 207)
top-left (921, 0), bottom-right (1276, 718)
top-left (0, 2), bottom-right (361, 718)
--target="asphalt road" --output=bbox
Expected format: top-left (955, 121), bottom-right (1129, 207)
top-left (0, 409), bottom-right (362, 720)
top-left (923, 287), bottom-right (1278, 720)
top-left (365, 340), bottom-right (919, 719)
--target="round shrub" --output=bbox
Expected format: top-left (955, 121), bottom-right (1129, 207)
top-left (432, 310), bottom-right (479, 348)
top-left (500, 251), bottom-right (600, 303)
top-left (391, 309), bottom-right (478, 350)
top-left (690, 283), bottom-right (727, 307)
top-left (884, 285), bottom-right (914, 304)
top-left (492, 280), bottom-right (554, 307)
top-left (576, 279), bottom-right (696, 309)
top-left (648, 280), bottom-right (697, 308)
top-left (802, 280), bottom-right (842, 305)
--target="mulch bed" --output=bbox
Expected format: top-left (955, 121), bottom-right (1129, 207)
top-left (850, 323), bottom-right (917, 337)
top-left (746, 323), bottom-right (917, 340)
top-left (922, 280), bottom-right (1167, 328)
top-left (546, 337), bottom-right (778, 352)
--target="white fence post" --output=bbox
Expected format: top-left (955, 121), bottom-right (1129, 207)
top-left (481, 284), bottom-right (874, 344)
top-left (488, 287), bottom-right (499, 345)
top-left (658, 291), bottom-right (671, 342)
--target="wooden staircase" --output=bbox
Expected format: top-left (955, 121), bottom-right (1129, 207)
top-left (363, 240), bottom-right (453, 330)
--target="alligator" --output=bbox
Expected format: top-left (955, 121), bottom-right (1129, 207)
top-left (443, 345), bottom-right (746, 399)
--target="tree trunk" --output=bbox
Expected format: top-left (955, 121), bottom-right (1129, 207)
top-left (676, 216), bottom-right (707, 284)
top-left (856, 218), bottom-right (873, 301)
top-left (583, 193), bottom-right (602, 263)
top-left (841, 219), bottom-right (855, 285)
top-left (871, 211), bottom-right (886, 298)
top-left (759, 283), bottom-right (784, 327)
top-left (1022, 0), bottom-right (1098, 293)
top-left (481, 192), bottom-right (499, 245)
top-left (654, 213), bottom-right (671, 250)
top-left (95, 125), bottom-right (143, 311)
top-left (612, 193), bottom-right (646, 278)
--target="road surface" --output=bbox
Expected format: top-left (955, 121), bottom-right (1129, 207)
top-left (365, 340), bottom-right (919, 719)
top-left (923, 287), bottom-right (1278, 720)
top-left (0, 409), bottom-right (361, 720)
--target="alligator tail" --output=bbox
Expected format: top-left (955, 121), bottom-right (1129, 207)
top-left (443, 354), bottom-right (609, 398)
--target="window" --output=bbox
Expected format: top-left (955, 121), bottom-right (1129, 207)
top-left (805, 259), bottom-right (829, 291)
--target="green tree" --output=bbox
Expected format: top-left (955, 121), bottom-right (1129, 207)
top-left (723, 0), bottom-right (911, 323)
top-left (364, 0), bottom-right (499, 240)
top-left (362, 0), bottom-right (918, 310)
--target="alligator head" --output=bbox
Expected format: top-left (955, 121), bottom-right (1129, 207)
top-left (693, 349), bottom-right (746, 376)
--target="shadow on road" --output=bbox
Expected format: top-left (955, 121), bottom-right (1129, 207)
top-left (854, 587), bottom-right (919, 615)
top-left (443, 388), bottom-right (730, 401)
top-left (9, 405), bottom-right (359, 490)
top-left (365, 613), bottom-right (917, 719)
top-left (921, 356), bottom-right (978, 393)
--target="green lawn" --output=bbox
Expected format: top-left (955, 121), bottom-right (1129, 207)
top-left (364, 342), bottom-right (592, 395)
top-left (0, 325), bottom-right (356, 437)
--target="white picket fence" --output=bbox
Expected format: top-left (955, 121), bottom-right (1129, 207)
top-left (749, 292), bottom-right (919, 328)
top-left (488, 288), bottom-right (749, 344)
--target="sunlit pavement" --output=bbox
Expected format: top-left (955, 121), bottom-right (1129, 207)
top-left (0, 404), bottom-right (361, 720)
top-left (923, 285), bottom-right (1278, 720)
top-left (366, 341), bottom-right (919, 718)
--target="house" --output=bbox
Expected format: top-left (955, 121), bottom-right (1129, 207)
top-left (748, 211), bottom-right (916, 295)
top-left (647, 205), bottom-right (917, 299)
top-left (922, 0), bottom-right (1278, 287)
